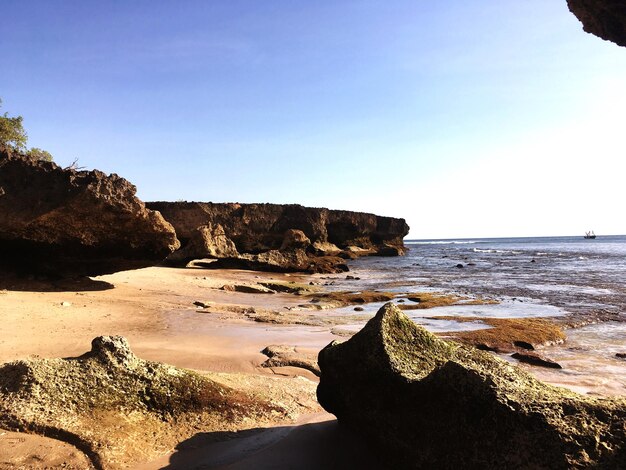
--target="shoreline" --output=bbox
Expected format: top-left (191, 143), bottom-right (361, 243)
top-left (0, 263), bottom-right (624, 467)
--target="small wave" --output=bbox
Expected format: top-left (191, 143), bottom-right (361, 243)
top-left (473, 248), bottom-right (522, 254)
top-left (406, 240), bottom-right (478, 245)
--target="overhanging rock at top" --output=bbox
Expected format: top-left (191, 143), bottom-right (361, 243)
top-left (567, 0), bottom-right (626, 47)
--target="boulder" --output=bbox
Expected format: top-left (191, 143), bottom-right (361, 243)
top-left (317, 303), bottom-right (626, 469)
top-left (0, 336), bottom-right (290, 469)
top-left (567, 0), bottom-right (626, 47)
top-left (260, 344), bottom-right (320, 376)
top-left (166, 222), bottom-right (238, 265)
top-left (201, 249), bottom-right (349, 274)
top-left (280, 229), bottom-right (311, 250)
top-left (0, 150), bottom-right (179, 276)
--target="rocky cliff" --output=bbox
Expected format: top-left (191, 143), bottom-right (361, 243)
top-left (567, 0), bottom-right (626, 47)
top-left (0, 150), bottom-right (180, 276)
top-left (147, 201), bottom-right (409, 273)
top-left (317, 303), bottom-right (626, 469)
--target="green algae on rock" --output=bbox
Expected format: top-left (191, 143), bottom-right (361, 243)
top-left (317, 303), bottom-right (626, 469)
top-left (0, 336), bottom-right (306, 469)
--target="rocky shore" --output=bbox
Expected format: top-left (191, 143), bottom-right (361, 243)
top-left (147, 201), bottom-right (409, 273)
top-left (317, 303), bottom-right (626, 469)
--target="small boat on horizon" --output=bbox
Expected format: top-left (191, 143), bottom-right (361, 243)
top-left (584, 230), bottom-right (596, 239)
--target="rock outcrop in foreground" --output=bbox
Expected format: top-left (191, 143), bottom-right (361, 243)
top-left (0, 151), bottom-right (179, 276)
top-left (0, 336), bottom-right (316, 469)
top-left (147, 202), bottom-right (409, 273)
top-left (567, 0), bottom-right (626, 47)
top-left (317, 303), bottom-right (626, 469)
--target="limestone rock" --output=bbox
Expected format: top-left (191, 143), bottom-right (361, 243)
top-left (0, 335), bottom-right (292, 469)
top-left (203, 249), bottom-right (348, 274)
top-left (166, 222), bottom-right (238, 265)
top-left (280, 229), bottom-right (311, 250)
top-left (147, 202), bottom-right (409, 272)
top-left (567, 0), bottom-right (626, 47)
top-left (317, 303), bottom-right (626, 469)
top-left (0, 150), bottom-right (179, 276)
top-left (260, 345), bottom-right (320, 376)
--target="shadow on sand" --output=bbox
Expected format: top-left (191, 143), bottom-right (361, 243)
top-left (162, 419), bottom-right (388, 470)
top-left (0, 274), bottom-right (115, 293)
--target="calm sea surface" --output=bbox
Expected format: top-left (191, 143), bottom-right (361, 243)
top-left (342, 235), bottom-right (626, 395)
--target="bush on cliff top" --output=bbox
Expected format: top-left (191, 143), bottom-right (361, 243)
top-left (0, 98), bottom-right (53, 161)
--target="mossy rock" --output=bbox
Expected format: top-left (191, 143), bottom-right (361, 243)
top-left (0, 336), bottom-right (290, 469)
top-left (317, 303), bottom-right (626, 469)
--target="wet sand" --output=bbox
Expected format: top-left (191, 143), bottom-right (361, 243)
top-left (1, 264), bottom-right (624, 467)
top-left (0, 266), bottom-right (355, 468)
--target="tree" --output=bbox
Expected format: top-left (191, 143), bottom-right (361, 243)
top-left (27, 147), bottom-right (53, 162)
top-left (0, 98), bottom-right (53, 161)
top-left (0, 99), bottom-right (28, 152)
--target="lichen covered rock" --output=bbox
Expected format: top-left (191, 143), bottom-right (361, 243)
top-left (317, 303), bottom-right (626, 469)
top-left (0, 335), bottom-right (304, 469)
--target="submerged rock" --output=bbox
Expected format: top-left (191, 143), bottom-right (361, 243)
top-left (0, 150), bottom-right (179, 276)
top-left (317, 303), bottom-right (626, 469)
top-left (511, 351), bottom-right (562, 369)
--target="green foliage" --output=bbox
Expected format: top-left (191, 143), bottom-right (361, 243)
top-left (0, 98), bottom-right (53, 161)
top-left (27, 147), bottom-right (54, 162)
top-left (0, 99), bottom-right (28, 152)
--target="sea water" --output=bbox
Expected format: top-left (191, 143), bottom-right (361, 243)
top-left (344, 235), bottom-right (626, 395)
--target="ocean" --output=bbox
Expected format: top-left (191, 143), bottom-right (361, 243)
top-left (342, 235), bottom-right (626, 395)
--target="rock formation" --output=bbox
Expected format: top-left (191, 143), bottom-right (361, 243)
top-left (0, 150), bottom-right (179, 276)
top-left (317, 303), bottom-right (626, 469)
top-left (147, 201), bottom-right (409, 273)
top-left (0, 335), bottom-right (315, 469)
top-left (567, 0), bottom-right (626, 47)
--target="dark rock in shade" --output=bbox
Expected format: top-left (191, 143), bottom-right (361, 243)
top-left (513, 340), bottom-right (535, 350)
top-left (511, 351), bottom-right (562, 369)
top-left (146, 202), bottom-right (408, 273)
top-left (616, 353), bottom-right (626, 359)
top-left (455, 263), bottom-right (464, 268)
top-left (0, 150), bottom-right (180, 276)
top-left (317, 303), bottom-right (626, 469)
top-left (567, 0), bottom-right (626, 47)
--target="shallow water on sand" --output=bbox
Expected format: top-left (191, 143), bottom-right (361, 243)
top-left (343, 235), bottom-right (626, 396)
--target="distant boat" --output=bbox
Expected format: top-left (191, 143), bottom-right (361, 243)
top-left (584, 231), bottom-right (596, 239)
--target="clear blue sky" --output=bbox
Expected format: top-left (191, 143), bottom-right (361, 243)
top-left (2, 1), bottom-right (625, 238)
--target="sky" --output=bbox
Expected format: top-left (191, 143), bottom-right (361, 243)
top-left (1, 1), bottom-right (625, 239)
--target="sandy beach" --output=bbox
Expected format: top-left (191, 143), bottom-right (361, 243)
top-left (0, 266), bottom-right (387, 469)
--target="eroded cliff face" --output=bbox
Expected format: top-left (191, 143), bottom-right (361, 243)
top-left (147, 201), bottom-right (409, 272)
top-left (567, 0), bottom-right (626, 46)
top-left (0, 150), bottom-right (180, 276)
top-left (147, 202), bottom-right (408, 253)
